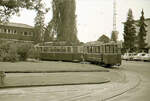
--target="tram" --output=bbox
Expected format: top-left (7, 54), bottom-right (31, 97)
top-left (35, 42), bottom-right (121, 67)
top-left (83, 42), bottom-right (122, 66)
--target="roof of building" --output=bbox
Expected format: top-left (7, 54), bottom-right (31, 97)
top-left (97, 34), bottom-right (110, 41)
top-left (0, 22), bottom-right (34, 28)
top-left (84, 41), bottom-right (103, 46)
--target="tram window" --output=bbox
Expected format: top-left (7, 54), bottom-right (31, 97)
top-left (50, 47), bottom-right (52, 52)
top-left (86, 47), bottom-right (88, 53)
top-left (94, 47), bottom-right (96, 53)
top-left (91, 47), bottom-right (93, 53)
top-left (95, 47), bottom-right (97, 53)
top-left (105, 45), bottom-right (107, 53)
top-left (57, 47), bottom-right (59, 52)
top-left (4, 29), bottom-right (7, 33)
top-left (101, 46), bottom-right (103, 53)
top-left (109, 45), bottom-right (113, 53)
top-left (98, 46), bottom-right (100, 53)
top-left (99, 46), bottom-right (102, 53)
top-left (112, 45), bottom-right (114, 53)
top-left (96, 46), bottom-right (98, 53)
top-left (63, 47), bottom-right (66, 52)
top-left (92, 47), bottom-right (94, 53)
top-left (116, 45), bottom-right (118, 53)
top-left (14, 30), bottom-right (17, 34)
top-left (118, 48), bottom-right (121, 53)
top-left (59, 47), bottom-right (61, 52)
top-left (89, 47), bottom-right (91, 53)
top-left (67, 47), bottom-right (71, 53)
top-left (60, 47), bottom-right (62, 52)
top-left (54, 47), bottom-right (56, 52)
top-left (108, 45), bottom-right (110, 53)
top-left (87, 47), bottom-right (89, 53)
top-left (104, 45), bottom-right (106, 53)
top-left (48, 47), bottom-right (51, 52)
top-left (99, 46), bottom-right (101, 53)
top-left (73, 46), bottom-right (78, 53)
top-left (93, 47), bottom-right (95, 53)
top-left (89, 47), bottom-right (92, 53)
top-left (8, 29), bottom-right (11, 33)
top-left (44, 47), bottom-right (47, 52)
top-left (114, 45), bottom-right (117, 53)
top-left (105, 45), bottom-right (109, 53)
top-left (41, 47), bottom-right (43, 52)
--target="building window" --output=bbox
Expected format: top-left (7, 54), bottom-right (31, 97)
top-left (24, 32), bottom-right (27, 36)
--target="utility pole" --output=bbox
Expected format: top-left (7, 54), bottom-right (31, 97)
top-left (113, 0), bottom-right (117, 31)
top-left (111, 0), bottom-right (119, 42)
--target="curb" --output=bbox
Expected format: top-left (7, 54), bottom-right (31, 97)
top-left (0, 80), bottom-right (110, 89)
top-left (5, 70), bottom-right (109, 73)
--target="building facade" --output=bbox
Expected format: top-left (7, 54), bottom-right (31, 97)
top-left (0, 22), bottom-right (35, 42)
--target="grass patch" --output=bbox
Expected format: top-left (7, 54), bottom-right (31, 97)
top-left (0, 61), bottom-right (108, 72)
top-left (1, 72), bottom-right (110, 87)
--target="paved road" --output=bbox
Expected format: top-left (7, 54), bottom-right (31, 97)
top-left (0, 61), bottom-right (148, 101)
top-left (108, 60), bottom-right (150, 101)
top-left (0, 63), bottom-right (126, 101)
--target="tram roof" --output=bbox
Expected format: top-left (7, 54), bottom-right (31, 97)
top-left (84, 41), bottom-right (119, 46)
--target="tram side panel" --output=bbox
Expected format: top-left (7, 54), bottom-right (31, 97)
top-left (102, 54), bottom-right (121, 66)
top-left (84, 46), bottom-right (102, 63)
top-left (84, 53), bottom-right (102, 63)
top-left (39, 46), bottom-right (83, 62)
top-left (102, 44), bottom-right (122, 66)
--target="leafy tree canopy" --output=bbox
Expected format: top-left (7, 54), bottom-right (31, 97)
top-left (137, 9), bottom-right (147, 51)
top-left (50, 0), bottom-right (79, 44)
top-left (123, 9), bottom-right (136, 52)
top-left (0, 0), bottom-right (39, 23)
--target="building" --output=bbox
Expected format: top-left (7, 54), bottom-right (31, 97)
top-left (97, 34), bottom-right (110, 43)
top-left (0, 22), bottom-right (35, 42)
top-left (135, 18), bottom-right (150, 53)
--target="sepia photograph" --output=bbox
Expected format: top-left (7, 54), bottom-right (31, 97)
top-left (0, 0), bottom-right (150, 101)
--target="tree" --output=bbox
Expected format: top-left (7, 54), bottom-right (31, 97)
top-left (137, 9), bottom-right (147, 52)
top-left (0, 0), bottom-right (37, 23)
top-left (51, 0), bottom-right (79, 44)
top-left (34, 0), bottom-right (49, 44)
top-left (44, 21), bottom-right (55, 42)
top-left (123, 9), bottom-right (136, 52)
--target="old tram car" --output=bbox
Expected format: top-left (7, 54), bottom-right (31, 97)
top-left (35, 42), bottom-right (121, 67)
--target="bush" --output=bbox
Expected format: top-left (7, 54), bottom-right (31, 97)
top-left (7, 45), bottom-right (19, 62)
top-left (0, 42), bottom-right (19, 62)
top-left (28, 47), bottom-right (40, 59)
top-left (0, 42), bottom-right (33, 62)
top-left (17, 43), bottom-right (32, 61)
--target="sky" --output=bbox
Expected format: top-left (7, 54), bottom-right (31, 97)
top-left (10, 0), bottom-right (150, 42)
